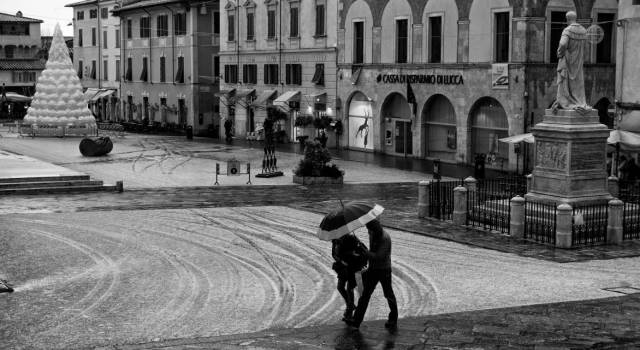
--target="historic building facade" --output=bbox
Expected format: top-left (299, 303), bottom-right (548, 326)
top-left (218, 0), bottom-right (338, 142)
top-left (337, 0), bottom-right (617, 172)
top-left (112, 0), bottom-right (220, 136)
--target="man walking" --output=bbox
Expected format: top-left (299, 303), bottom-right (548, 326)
top-left (346, 218), bottom-right (398, 331)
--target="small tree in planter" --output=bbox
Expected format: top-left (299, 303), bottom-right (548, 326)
top-left (293, 140), bottom-right (344, 184)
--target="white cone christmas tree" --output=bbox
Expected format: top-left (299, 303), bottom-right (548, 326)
top-left (24, 23), bottom-right (96, 127)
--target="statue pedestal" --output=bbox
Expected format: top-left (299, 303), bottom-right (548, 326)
top-left (525, 109), bottom-right (612, 206)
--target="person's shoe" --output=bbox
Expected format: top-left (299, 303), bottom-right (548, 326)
top-left (384, 321), bottom-right (397, 332)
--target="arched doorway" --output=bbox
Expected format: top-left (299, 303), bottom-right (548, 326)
top-left (422, 94), bottom-right (456, 161)
top-left (347, 91), bottom-right (374, 150)
top-left (381, 93), bottom-right (412, 155)
top-left (469, 97), bottom-right (509, 170)
top-left (593, 97), bottom-right (614, 129)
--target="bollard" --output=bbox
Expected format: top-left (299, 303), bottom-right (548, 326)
top-left (116, 180), bottom-right (124, 193)
top-left (452, 186), bottom-right (468, 225)
top-left (556, 203), bottom-right (573, 248)
top-left (526, 174), bottom-right (533, 193)
top-left (418, 180), bottom-right (431, 218)
top-left (510, 196), bottom-right (525, 238)
top-left (607, 199), bottom-right (624, 245)
top-left (463, 176), bottom-right (477, 192)
top-left (607, 176), bottom-right (619, 198)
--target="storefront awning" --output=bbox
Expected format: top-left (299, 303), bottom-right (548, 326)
top-left (235, 88), bottom-right (256, 99)
top-left (214, 88), bottom-right (236, 99)
top-left (251, 90), bottom-right (278, 107)
top-left (308, 92), bottom-right (327, 104)
top-left (274, 90), bottom-right (300, 108)
top-left (83, 88), bottom-right (100, 102)
top-left (90, 89), bottom-right (116, 102)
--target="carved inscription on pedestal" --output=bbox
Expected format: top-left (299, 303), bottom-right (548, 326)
top-left (536, 141), bottom-right (567, 170)
top-left (571, 142), bottom-right (604, 170)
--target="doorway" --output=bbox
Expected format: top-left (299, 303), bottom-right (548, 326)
top-left (395, 120), bottom-right (412, 155)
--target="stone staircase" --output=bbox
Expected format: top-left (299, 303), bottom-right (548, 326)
top-left (0, 174), bottom-right (120, 195)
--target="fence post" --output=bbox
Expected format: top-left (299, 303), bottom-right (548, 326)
top-left (526, 174), bottom-right (533, 193)
top-left (418, 180), bottom-right (431, 218)
top-left (453, 186), bottom-right (468, 225)
top-left (510, 196), bottom-right (525, 238)
top-left (556, 203), bottom-right (573, 248)
top-left (607, 176), bottom-right (619, 198)
top-left (607, 199), bottom-right (624, 245)
top-left (464, 177), bottom-right (477, 192)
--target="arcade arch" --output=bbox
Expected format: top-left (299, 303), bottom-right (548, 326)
top-left (468, 97), bottom-right (509, 169)
top-left (347, 91), bottom-right (374, 150)
top-left (422, 94), bottom-right (457, 161)
top-left (381, 92), bottom-right (412, 155)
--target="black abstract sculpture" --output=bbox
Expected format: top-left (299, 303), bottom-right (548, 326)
top-left (79, 136), bottom-right (113, 157)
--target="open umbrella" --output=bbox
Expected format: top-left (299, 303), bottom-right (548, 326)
top-left (317, 201), bottom-right (384, 241)
top-left (498, 133), bottom-right (534, 144)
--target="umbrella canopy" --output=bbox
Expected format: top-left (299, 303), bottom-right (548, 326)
top-left (3, 92), bottom-right (32, 103)
top-left (317, 201), bottom-right (384, 241)
top-left (608, 129), bottom-right (640, 151)
top-left (498, 133), bottom-right (534, 144)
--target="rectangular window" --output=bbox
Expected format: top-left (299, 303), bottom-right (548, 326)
top-left (396, 19), bottom-right (408, 63)
top-left (214, 56), bottom-right (220, 79)
top-left (267, 10), bottom-right (276, 39)
top-left (353, 21), bottom-right (364, 64)
top-left (311, 63), bottom-right (324, 85)
top-left (214, 11), bottom-right (220, 34)
top-left (285, 64), bottom-right (302, 85)
top-left (228, 14), bottom-right (235, 41)
top-left (78, 60), bottom-right (83, 79)
top-left (127, 19), bottom-right (132, 39)
top-left (264, 64), bottom-right (279, 84)
top-left (315, 4), bottom-right (325, 36)
top-left (429, 16), bottom-right (442, 63)
top-left (243, 64), bottom-right (257, 84)
top-left (101, 7), bottom-right (108, 19)
top-left (157, 15), bottom-right (168, 37)
top-left (224, 64), bottom-right (238, 84)
top-left (550, 11), bottom-right (565, 63)
top-left (290, 7), bottom-right (299, 37)
top-left (176, 56), bottom-right (184, 83)
top-left (140, 57), bottom-right (148, 82)
top-left (126, 57), bottom-right (132, 81)
top-left (140, 17), bottom-right (151, 38)
top-left (78, 29), bottom-right (83, 47)
top-left (596, 13), bottom-right (615, 63)
top-left (91, 60), bottom-right (97, 79)
top-left (92, 27), bottom-right (97, 46)
top-left (115, 29), bottom-right (120, 48)
top-left (90, 9), bottom-right (97, 19)
top-left (103, 30), bottom-right (108, 48)
top-left (247, 12), bottom-right (255, 40)
top-left (160, 56), bottom-right (166, 82)
top-left (174, 13), bottom-right (187, 35)
top-left (103, 60), bottom-right (108, 80)
top-left (115, 59), bottom-right (120, 81)
top-left (77, 11), bottom-right (84, 20)
top-left (494, 12), bottom-right (510, 63)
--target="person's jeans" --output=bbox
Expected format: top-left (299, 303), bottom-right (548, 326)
top-left (351, 268), bottom-right (397, 326)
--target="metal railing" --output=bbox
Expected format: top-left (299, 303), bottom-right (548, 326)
top-left (524, 200), bottom-right (557, 244)
top-left (623, 195), bottom-right (640, 240)
top-left (572, 203), bottom-right (608, 246)
top-left (466, 176), bottom-right (526, 234)
top-left (427, 179), bottom-right (463, 220)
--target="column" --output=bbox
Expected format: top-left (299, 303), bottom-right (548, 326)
top-left (372, 26), bottom-right (382, 63)
top-left (412, 24), bottom-right (423, 63)
top-left (511, 17), bottom-right (546, 63)
top-left (456, 20), bottom-right (469, 63)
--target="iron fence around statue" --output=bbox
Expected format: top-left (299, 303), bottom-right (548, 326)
top-left (623, 194), bottom-right (640, 240)
top-left (572, 203), bottom-right (608, 246)
top-left (467, 177), bottom-right (526, 234)
top-left (524, 200), bottom-right (557, 245)
top-left (427, 179), bottom-right (463, 220)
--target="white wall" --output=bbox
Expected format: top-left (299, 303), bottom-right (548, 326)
top-left (380, 0), bottom-right (412, 63)
top-left (422, 0), bottom-right (458, 64)
top-left (468, 0), bottom-right (510, 63)
top-left (344, 0), bottom-right (373, 64)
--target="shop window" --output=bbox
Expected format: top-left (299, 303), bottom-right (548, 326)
top-left (78, 29), bottom-right (83, 47)
top-left (285, 64), bottom-right (302, 85)
top-left (494, 12), bottom-right (510, 63)
top-left (424, 95), bottom-right (456, 160)
top-left (174, 13), bottom-right (187, 36)
top-left (78, 60), bottom-right (83, 79)
top-left (353, 21), bottom-right (364, 64)
top-left (176, 56), bottom-right (185, 83)
top-left (225, 64), bottom-right (238, 84)
top-left (315, 1), bottom-right (325, 36)
top-left (246, 12), bottom-right (255, 40)
top-left (311, 64), bottom-right (324, 85)
top-left (140, 17), bottom-right (151, 38)
top-left (290, 6), bottom-right (299, 37)
top-left (429, 16), bottom-right (442, 63)
top-left (470, 97), bottom-right (509, 167)
top-left (243, 64), bottom-right (257, 84)
top-left (160, 56), bottom-right (166, 82)
top-left (268, 10), bottom-right (276, 39)
top-left (157, 15), bottom-right (168, 37)
top-left (264, 64), bottom-right (279, 84)
top-left (549, 11), bottom-right (565, 63)
top-left (596, 13), bottom-right (615, 63)
top-left (92, 27), bottom-right (97, 46)
top-left (227, 14), bottom-right (235, 41)
top-left (140, 57), bottom-right (148, 82)
top-left (396, 19), bottom-right (408, 63)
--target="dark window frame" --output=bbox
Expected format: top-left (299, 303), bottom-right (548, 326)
top-left (227, 14), bottom-right (235, 41)
top-left (315, 4), bottom-right (325, 37)
top-left (353, 21), bottom-right (364, 64)
top-left (140, 57), bottom-right (148, 82)
top-left (494, 11), bottom-right (510, 63)
top-left (140, 16), bottom-right (151, 38)
top-left (264, 64), bottom-right (279, 85)
top-left (92, 27), bottom-right (97, 46)
top-left (267, 10), bottom-right (276, 39)
top-left (396, 19), bottom-right (408, 63)
top-left (77, 11), bottom-right (84, 20)
top-left (157, 14), bottom-right (169, 37)
top-left (175, 56), bottom-right (185, 83)
top-left (311, 63), bottom-right (324, 85)
top-left (78, 28), bottom-right (83, 47)
top-left (127, 19), bottom-right (132, 39)
top-left (285, 64), bottom-right (302, 85)
top-left (174, 13), bottom-right (187, 36)
top-left (243, 64), bottom-right (257, 84)
top-left (290, 6), bottom-right (299, 37)
top-left (429, 16), bottom-right (442, 63)
top-left (160, 56), bottom-right (166, 82)
top-left (246, 12), bottom-right (255, 41)
top-left (78, 60), bottom-right (83, 79)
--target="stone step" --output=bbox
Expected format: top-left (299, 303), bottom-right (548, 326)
top-left (0, 175), bottom-right (90, 184)
top-left (0, 184), bottom-right (119, 195)
top-left (0, 180), bottom-right (105, 189)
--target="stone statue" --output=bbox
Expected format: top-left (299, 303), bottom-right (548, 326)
top-left (553, 11), bottom-right (590, 113)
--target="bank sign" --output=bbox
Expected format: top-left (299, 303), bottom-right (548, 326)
top-left (376, 73), bottom-right (464, 85)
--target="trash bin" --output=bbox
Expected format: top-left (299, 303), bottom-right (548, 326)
top-left (186, 125), bottom-right (193, 140)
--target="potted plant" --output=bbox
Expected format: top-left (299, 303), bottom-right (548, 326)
top-left (293, 140), bottom-right (344, 185)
